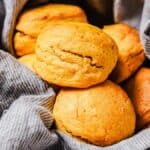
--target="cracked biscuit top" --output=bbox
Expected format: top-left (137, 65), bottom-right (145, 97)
top-left (14, 4), bottom-right (87, 56)
top-left (34, 22), bottom-right (118, 88)
top-left (53, 80), bottom-right (135, 146)
top-left (103, 24), bottom-right (145, 83)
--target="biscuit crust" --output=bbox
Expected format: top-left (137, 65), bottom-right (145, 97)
top-left (34, 22), bottom-right (118, 88)
top-left (125, 68), bottom-right (150, 129)
top-left (14, 4), bottom-right (87, 56)
top-left (18, 54), bottom-right (36, 71)
top-left (53, 80), bottom-right (135, 146)
top-left (103, 24), bottom-right (145, 83)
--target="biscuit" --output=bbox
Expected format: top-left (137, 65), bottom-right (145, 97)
top-left (14, 4), bottom-right (87, 56)
top-left (53, 80), bottom-right (135, 146)
top-left (34, 22), bottom-right (118, 88)
top-left (103, 24), bottom-right (145, 83)
top-left (18, 54), bottom-right (36, 71)
top-left (14, 32), bottom-right (36, 56)
top-left (124, 67), bottom-right (150, 129)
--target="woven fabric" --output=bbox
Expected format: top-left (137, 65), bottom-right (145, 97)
top-left (0, 0), bottom-right (149, 149)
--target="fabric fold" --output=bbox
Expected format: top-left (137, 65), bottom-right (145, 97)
top-left (2, 0), bottom-right (28, 55)
top-left (113, 0), bottom-right (143, 30)
top-left (0, 98), bottom-right (58, 150)
top-left (140, 0), bottom-right (150, 59)
top-left (0, 50), bottom-right (52, 115)
top-left (58, 128), bottom-right (150, 150)
top-left (0, 50), bottom-right (60, 150)
top-left (0, 0), bottom-right (150, 149)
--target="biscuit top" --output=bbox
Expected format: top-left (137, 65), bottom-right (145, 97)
top-left (16, 4), bottom-right (87, 37)
top-left (53, 80), bottom-right (135, 146)
top-left (36, 22), bottom-right (118, 72)
top-left (34, 22), bottom-right (118, 88)
top-left (103, 24), bottom-right (143, 57)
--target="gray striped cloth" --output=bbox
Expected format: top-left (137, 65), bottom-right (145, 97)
top-left (0, 0), bottom-right (150, 150)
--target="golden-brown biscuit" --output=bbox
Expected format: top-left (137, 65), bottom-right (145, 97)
top-left (124, 67), bottom-right (150, 129)
top-left (103, 24), bottom-right (145, 83)
top-left (53, 80), bottom-right (136, 146)
top-left (14, 32), bottom-right (36, 56)
top-left (18, 54), bottom-right (36, 71)
top-left (34, 22), bottom-right (118, 88)
top-left (14, 4), bottom-right (88, 56)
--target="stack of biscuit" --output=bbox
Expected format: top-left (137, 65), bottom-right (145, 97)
top-left (14, 3), bottom-right (148, 147)
top-left (14, 4), bottom-right (87, 56)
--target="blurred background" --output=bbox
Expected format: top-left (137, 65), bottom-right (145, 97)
top-left (24, 0), bottom-right (114, 27)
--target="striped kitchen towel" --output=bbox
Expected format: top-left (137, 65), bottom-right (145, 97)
top-left (0, 0), bottom-right (149, 150)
